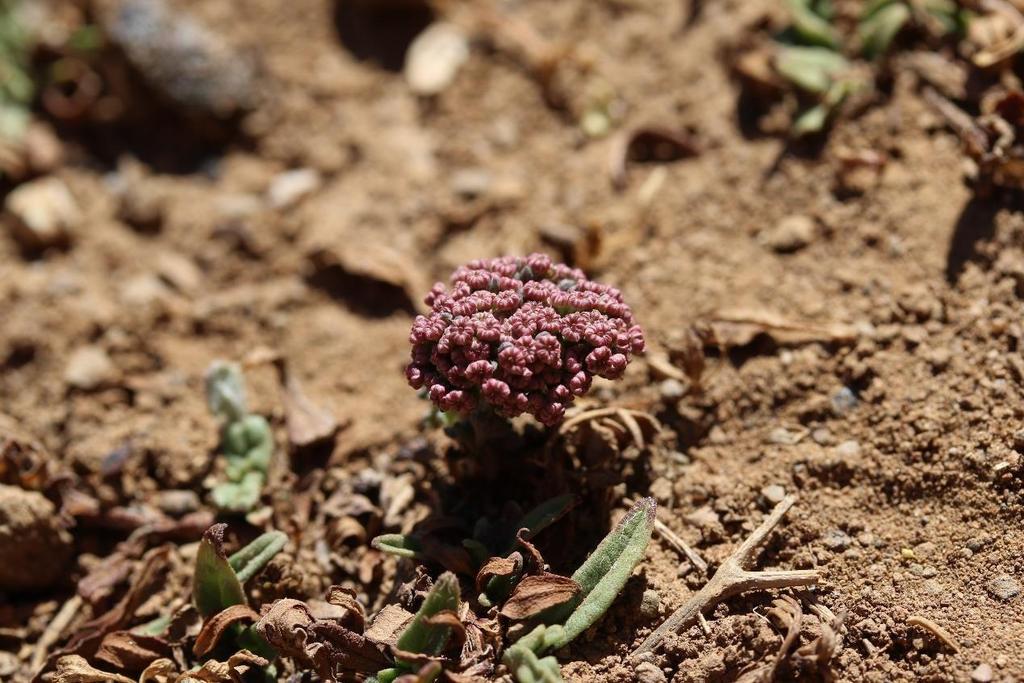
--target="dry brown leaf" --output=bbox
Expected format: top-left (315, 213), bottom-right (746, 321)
top-left (176, 650), bottom-right (267, 683)
top-left (139, 658), bottom-right (177, 683)
top-left (700, 310), bottom-right (858, 348)
top-left (422, 610), bottom-right (468, 654)
top-left (95, 631), bottom-right (171, 673)
top-left (474, 554), bottom-right (522, 594)
top-left (282, 371), bottom-right (340, 449)
top-left (499, 574), bottom-right (581, 621)
top-left (192, 604), bottom-right (260, 658)
top-left (52, 655), bottom-right (134, 683)
top-left (365, 604), bottom-right (416, 648)
top-left (325, 585), bottom-right (367, 632)
top-left (255, 598), bottom-right (390, 678)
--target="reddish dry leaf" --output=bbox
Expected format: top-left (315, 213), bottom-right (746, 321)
top-left (255, 598), bottom-right (390, 678)
top-left (193, 604), bottom-right (260, 658)
top-left (95, 631), bottom-right (171, 673)
top-left (474, 554), bottom-right (521, 594)
top-left (138, 657), bottom-right (176, 683)
top-left (78, 554), bottom-right (134, 604)
top-left (499, 574), bottom-right (581, 620)
top-left (514, 529), bottom-right (546, 572)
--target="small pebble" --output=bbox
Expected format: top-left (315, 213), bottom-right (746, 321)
top-left (761, 484), bottom-right (786, 505)
top-left (822, 528), bottom-right (852, 552)
top-left (65, 346), bottom-right (116, 390)
top-left (5, 176), bottom-right (79, 250)
top-left (986, 574), bottom-right (1021, 601)
top-left (971, 663), bottom-right (993, 683)
top-left (659, 378), bottom-right (686, 400)
top-left (154, 489), bottom-right (201, 516)
top-left (761, 214), bottom-right (816, 253)
top-left (835, 440), bottom-right (862, 458)
top-left (449, 167), bottom-right (492, 199)
top-left (268, 168), bottom-right (321, 209)
top-left (766, 427), bottom-right (800, 445)
top-left (404, 21), bottom-right (469, 95)
top-left (811, 427), bottom-right (834, 445)
top-left (830, 386), bottom-right (858, 416)
top-left (640, 589), bottom-right (661, 619)
top-left (635, 661), bottom-right (667, 683)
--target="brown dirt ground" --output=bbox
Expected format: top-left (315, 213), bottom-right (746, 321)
top-left (2, 0), bottom-right (1023, 681)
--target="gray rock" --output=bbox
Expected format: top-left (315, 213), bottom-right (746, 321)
top-left (831, 386), bottom-right (858, 416)
top-left (822, 528), bottom-right (852, 552)
top-left (640, 589), bottom-right (662, 618)
top-left (986, 574), bottom-right (1021, 601)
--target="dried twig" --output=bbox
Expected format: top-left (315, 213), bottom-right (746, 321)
top-left (906, 615), bottom-right (961, 653)
top-left (625, 498), bottom-right (708, 574)
top-left (32, 595), bottom-right (83, 673)
top-left (631, 495), bottom-right (819, 658)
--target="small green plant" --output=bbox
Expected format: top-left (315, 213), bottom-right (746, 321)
top-left (372, 493), bottom-right (576, 604)
top-left (0, 0), bottom-right (34, 143)
top-left (192, 524), bottom-right (286, 663)
top-left (205, 361), bottom-right (273, 512)
top-left (372, 573), bottom-right (461, 683)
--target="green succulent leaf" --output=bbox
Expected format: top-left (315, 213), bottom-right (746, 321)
top-left (194, 524), bottom-right (287, 617)
top-left (194, 525), bottom-right (248, 617)
top-left (544, 497), bottom-right (656, 649)
top-left (859, 1), bottom-right (911, 58)
top-left (504, 643), bottom-right (565, 683)
top-left (205, 361), bottom-right (247, 423)
top-left (503, 494), bottom-right (576, 555)
top-left (395, 572), bottom-right (461, 659)
top-left (229, 530), bottom-right (288, 583)
top-left (785, 0), bottom-right (841, 49)
top-left (371, 534), bottom-right (424, 559)
top-left (211, 472), bottom-right (265, 513)
top-left (775, 46), bottom-right (849, 94)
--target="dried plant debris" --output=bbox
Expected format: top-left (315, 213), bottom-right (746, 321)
top-left (926, 87), bottom-right (1024, 192)
top-left (633, 496), bottom-right (819, 657)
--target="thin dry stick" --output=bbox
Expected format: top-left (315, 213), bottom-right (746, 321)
top-left (907, 615), bottom-right (961, 653)
top-left (623, 497), bottom-right (707, 574)
top-left (32, 594), bottom-right (83, 671)
top-left (632, 495), bottom-right (820, 658)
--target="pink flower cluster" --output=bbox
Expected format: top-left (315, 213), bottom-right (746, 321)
top-left (406, 254), bottom-right (645, 425)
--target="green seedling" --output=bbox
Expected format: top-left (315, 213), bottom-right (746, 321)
top-left (858, 0), bottom-right (963, 58)
top-left (205, 361), bottom-right (273, 512)
top-left (0, 0), bottom-right (34, 142)
top-left (193, 524), bottom-right (286, 663)
top-left (373, 573), bottom-right (461, 683)
top-left (499, 497), bottom-right (656, 682)
top-left (784, 0), bottom-right (841, 50)
top-left (371, 494), bottom-right (576, 605)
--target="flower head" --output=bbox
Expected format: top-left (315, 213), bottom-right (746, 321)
top-left (407, 254), bottom-right (644, 425)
